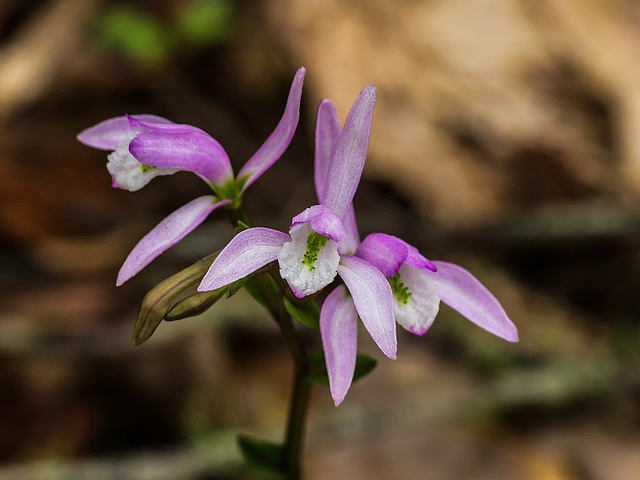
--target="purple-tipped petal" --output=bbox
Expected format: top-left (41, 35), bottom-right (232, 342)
top-left (117, 196), bottom-right (227, 286)
top-left (323, 85), bottom-right (376, 219)
top-left (402, 241), bottom-right (437, 272)
top-left (425, 261), bottom-right (518, 342)
top-left (320, 286), bottom-right (358, 406)
top-left (129, 128), bottom-right (233, 186)
top-left (199, 227), bottom-right (290, 292)
top-left (337, 254), bottom-right (397, 359)
top-left (77, 114), bottom-right (173, 150)
top-left (314, 99), bottom-right (341, 201)
top-left (356, 233), bottom-right (436, 275)
top-left (236, 67), bottom-right (306, 192)
top-left (290, 204), bottom-right (346, 243)
top-left (356, 233), bottom-right (408, 277)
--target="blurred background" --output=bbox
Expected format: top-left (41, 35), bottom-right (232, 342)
top-left (1, 0), bottom-right (640, 478)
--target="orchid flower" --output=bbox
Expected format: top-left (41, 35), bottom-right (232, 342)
top-left (198, 85), bottom-right (398, 369)
top-left (313, 99), bottom-right (518, 405)
top-left (77, 67), bottom-right (306, 285)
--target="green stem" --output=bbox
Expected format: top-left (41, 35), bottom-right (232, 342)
top-left (224, 207), bottom-right (311, 478)
top-left (277, 310), bottom-right (310, 480)
top-left (244, 271), bottom-right (311, 479)
top-left (225, 204), bottom-right (252, 229)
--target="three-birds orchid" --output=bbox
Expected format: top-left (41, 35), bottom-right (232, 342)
top-left (78, 67), bottom-right (517, 407)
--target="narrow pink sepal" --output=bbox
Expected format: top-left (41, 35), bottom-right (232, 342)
top-left (237, 67), bottom-right (306, 192)
top-left (323, 85), bottom-right (376, 219)
top-left (198, 227), bottom-right (290, 292)
top-left (337, 254), bottom-right (397, 359)
top-left (338, 204), bottom-right (360, 255)
top-left (117, 196), bottom-right (227, 286)
top-left (290, 204), bottom-right (346, 243)
top-left (314, 99), bottom-right (341, 202)
top-left (426, 261), bottom-right (518, 342)
top-left (77, 114), bottom-right (172, 150)
top-left (320, 286), bottom-right (358, 406)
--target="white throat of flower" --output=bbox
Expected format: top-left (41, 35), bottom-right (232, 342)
top-left (278, 223), bottom-right (340, 298)
top-left (107, 134), bottom-right (178, 191)
top-left (390, 264), bottom-right (440, 335)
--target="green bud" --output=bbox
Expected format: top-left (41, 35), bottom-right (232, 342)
top-left (132, 251), bottom-right (220, 345)
top-left (165, 289), bottom-right (226, 322)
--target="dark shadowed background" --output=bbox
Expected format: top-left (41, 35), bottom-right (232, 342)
top-left (1, 0), bottom-right (640, 479)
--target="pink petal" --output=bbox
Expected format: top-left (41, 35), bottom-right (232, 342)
top-left (320, 286), bottom-right (358, 406)
top-left (198, 227), bottom-right (290, 291)
top-left (337, 254), bottom-right (397, 359)
top-left (290, 204), bottom-right (346, 243)
top-left (425, 261), bottom-right (518, 342)
top-left (356, 233), bottom-right (408, 277)
top-left (314, 99), bottom-right (341, 202)
top-left (117, 196), bottom-right (227, 285)
top-left (77, 114), bottom-right (172, 150)
top-left (402, 240), bottom-right (437, 272)
top-left (129, 128), bottom-right (233, 186)
top-left (323, 85), bottom-right (376, 219)
top-left (236, 67), bottom-right (306, 192)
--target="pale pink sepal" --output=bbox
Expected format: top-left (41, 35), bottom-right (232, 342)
top-left (314, 99), bottom-right (341, 202)
top-left (426, 261), bottom-right (518, 342)
top-left (198, 227), bottom-right (290, 292)
top-left (77, 114), bottom-right (172, 150)
top-left (236, 67), bottom-right (306, 192)
top-left (320, 285), bottom-right (358, 406)
top-left (323, 85), bottom-right (376, 219)
top-left (337, 254), bottom-right (397, 359)
top-left (117, 196), bottom-right (228, 286)
top-left (338, 204), bottom-right (360, 255)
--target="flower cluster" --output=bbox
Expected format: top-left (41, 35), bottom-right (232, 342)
top-left (79, 67), bottom-right (517, 406)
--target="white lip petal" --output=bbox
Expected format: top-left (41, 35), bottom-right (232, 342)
top-left (278, 223), bottom-right (340, 298)
top-left (392, 265), bottom-right (440, 336)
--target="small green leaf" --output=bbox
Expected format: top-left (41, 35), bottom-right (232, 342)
top-left (243, 274), bottom-right (280, 311)
top-left (237, 434), bottom-right (285, 475)
top-left (307, 349), bottom-right (330, 385)
top-left (307, 349), bottom-right (378, 386)
top-left (132, 252), bottom-right (219, 345)
top-left (284, 298), bottom-right (320, 329)
top-left (353, 353), bottom-right (378, 382)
